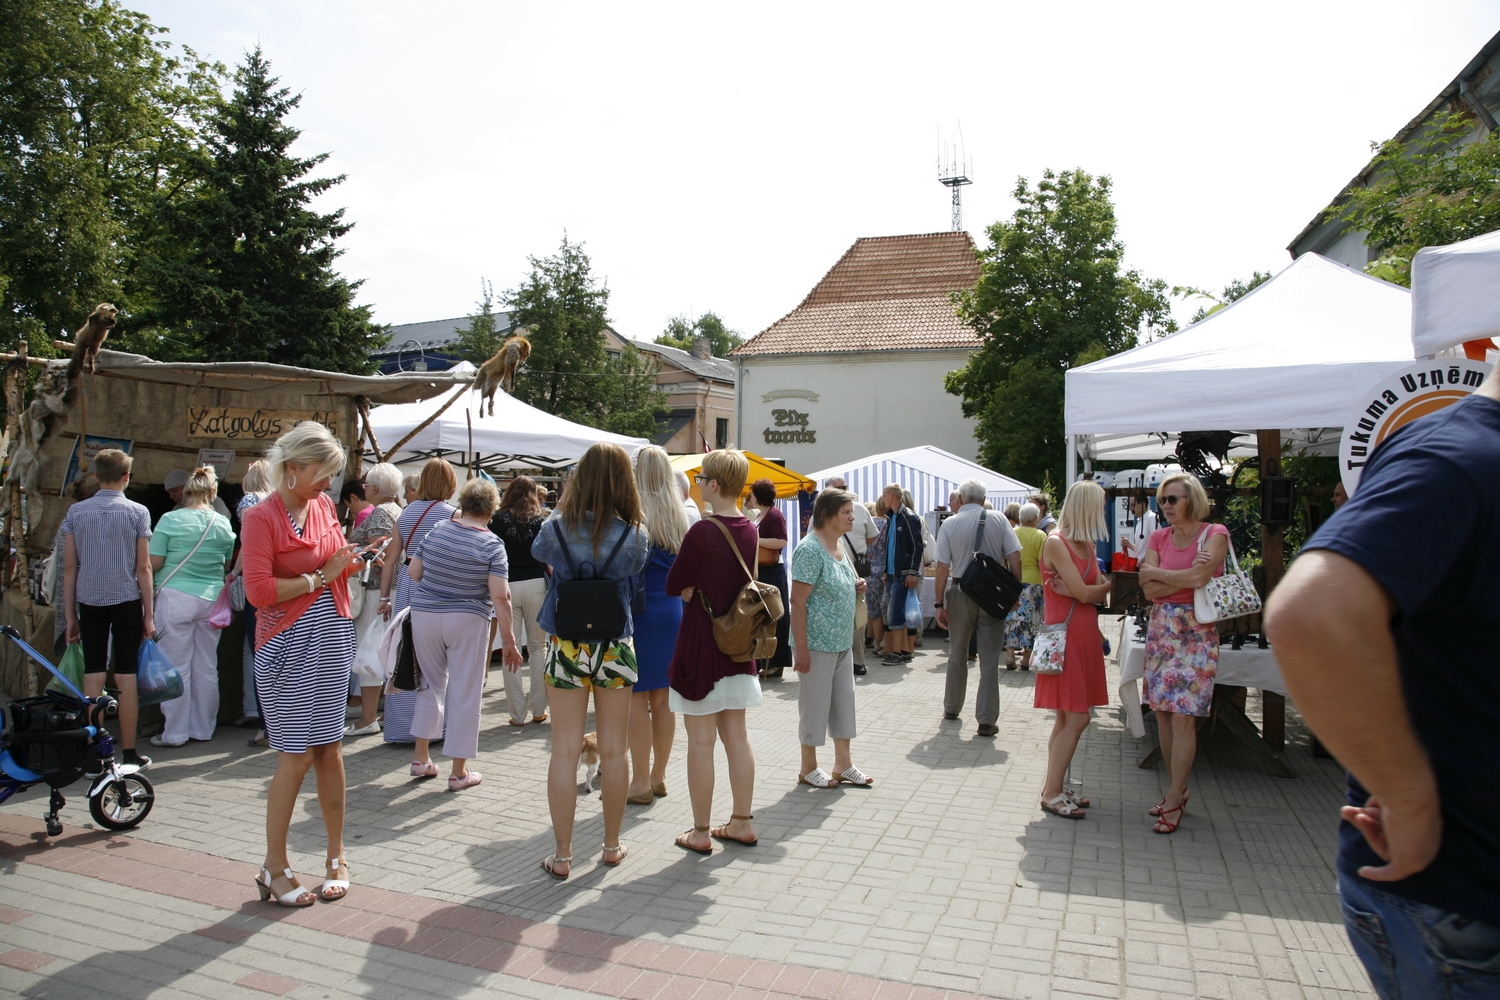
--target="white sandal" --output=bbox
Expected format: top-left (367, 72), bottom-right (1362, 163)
top-left (318, 857), bottom-right (350, 901)
top-left (838, 766), bottom-right (874, 787)
top-left (255, 866), bottom-right (315, 907)
top-left (799, 767), bottom-right (840, 788)
top-left (1040, 793), bottom-right (1086, 819)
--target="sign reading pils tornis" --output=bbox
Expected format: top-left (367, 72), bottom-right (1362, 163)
top-left (1339, 359), bottom-right (1492, 495)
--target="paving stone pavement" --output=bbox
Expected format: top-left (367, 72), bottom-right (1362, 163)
top-left (0, 624), bottom-right (1377, 999)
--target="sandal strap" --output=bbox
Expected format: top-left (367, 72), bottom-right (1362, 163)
top-left (730, 814), bottom-right (753, 820)
top-left (694, 825), bottom-right (709, 832)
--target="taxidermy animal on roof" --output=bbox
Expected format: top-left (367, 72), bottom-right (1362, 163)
top-left (66, 303), bottom-right (118, 381)
top-left (475, 331), bottom-right (532, 416)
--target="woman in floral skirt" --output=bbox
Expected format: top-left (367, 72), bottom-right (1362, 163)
top-left (1136, 473), bottom-right (1229, 834)
top-left (1004, 502), bottom-right (1048, 669)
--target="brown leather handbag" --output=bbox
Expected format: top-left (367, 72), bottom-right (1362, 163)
top-left (699, 517), bottom-right (784, 662)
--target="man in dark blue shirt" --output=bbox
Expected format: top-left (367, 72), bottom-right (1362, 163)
top-left (1266, 363), bottom-right (1500, 999)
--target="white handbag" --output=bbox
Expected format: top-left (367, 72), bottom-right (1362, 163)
top-left (1192, 528), bottom-right (1262, 623)
top-left (1030, 599), bottom-right (1074, 675)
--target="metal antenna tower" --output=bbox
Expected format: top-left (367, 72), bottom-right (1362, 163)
top-left (937, 127), bottom-right (972, 231)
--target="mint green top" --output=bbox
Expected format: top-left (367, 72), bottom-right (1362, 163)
top-left (149, 508), bottom-right (235, 601)
top-left (790, 533), bottom-right (858, 653)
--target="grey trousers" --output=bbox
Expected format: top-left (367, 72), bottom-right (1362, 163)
top-left (942, 585), bottom-right (1006, 725)
top-left (798, 647), bottom-right (857, 746)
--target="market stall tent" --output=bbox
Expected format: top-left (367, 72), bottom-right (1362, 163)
top-left (1410, 228), bottom-right (1500, 360)
top-left (1064, 253), bottom-right (1415, 452)
top-left (807, 446), bottom-right (1033, 512)
top-left (367, 384), bottom-right (647, 469)
top-left (669, 451), bottom-right (814, 506)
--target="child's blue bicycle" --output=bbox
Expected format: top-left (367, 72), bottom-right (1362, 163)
top-left (0, 625), bottom-right (154, 835)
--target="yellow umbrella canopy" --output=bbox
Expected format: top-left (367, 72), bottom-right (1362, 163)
top-left (668, 451), bottom-right (816, 508)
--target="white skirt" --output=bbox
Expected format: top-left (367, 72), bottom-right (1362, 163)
top-left (669, 672), bottom-right (763, 716)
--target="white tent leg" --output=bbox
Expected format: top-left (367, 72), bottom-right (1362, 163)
top-left (1065, 434), bottom-right (1077, 486)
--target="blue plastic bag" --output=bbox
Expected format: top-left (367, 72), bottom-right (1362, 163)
top-left (904, 587), bottom-right (923, 631)
top-left (137, 638), bottom-right (184, 706)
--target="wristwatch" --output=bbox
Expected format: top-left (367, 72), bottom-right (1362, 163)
top-left (934, 603), bottom-right (944, 608)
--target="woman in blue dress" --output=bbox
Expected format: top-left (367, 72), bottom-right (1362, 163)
top-left (627, 446), bottom-right (690, 804)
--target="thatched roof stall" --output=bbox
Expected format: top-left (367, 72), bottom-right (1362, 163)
top-left (0, 345), bottom-right (471, 697)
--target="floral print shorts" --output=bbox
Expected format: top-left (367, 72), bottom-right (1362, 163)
top-left (543, 636), bottom-right (637, 690)
top-left (1004, 583), bottom-right (1044, 650)
top-left (1143, 603), bottom-right (1218, 718)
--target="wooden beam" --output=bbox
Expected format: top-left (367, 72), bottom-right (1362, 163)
top-left (57, 431), bottom-right (202, 456)
top-left (382, 385), bottom-right (467, 458)
top-left (1257, 430), bottom-right (1285, 595)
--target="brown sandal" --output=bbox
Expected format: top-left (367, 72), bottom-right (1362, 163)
top-left (710, 814), bottom-right (758, 847)
top-left (675, 825), bottom-right (713, 855)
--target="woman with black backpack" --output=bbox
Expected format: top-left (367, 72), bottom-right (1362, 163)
top-left (530, 443), bottom-right (649, 879)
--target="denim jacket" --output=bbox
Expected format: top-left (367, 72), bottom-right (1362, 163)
top-left (531, 512), bottom-right (650, 639)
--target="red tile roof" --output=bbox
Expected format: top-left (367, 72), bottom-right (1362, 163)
top-left (733, 232), bottom-right (981, 356)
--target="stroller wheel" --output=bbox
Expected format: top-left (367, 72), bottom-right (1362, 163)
top-left (89, 774), bottom-right (154, 830)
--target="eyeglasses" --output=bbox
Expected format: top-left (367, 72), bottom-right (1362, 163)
top-left (1160, 494), bottom-right (1187, 506)
top-left (693, 474), bottom-right (709, 484)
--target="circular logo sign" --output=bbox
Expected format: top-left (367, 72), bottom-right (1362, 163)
top-left (1340, 359), bottom-right (1493, 494)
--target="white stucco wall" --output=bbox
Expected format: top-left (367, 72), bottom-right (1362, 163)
top-left (735, 350), bottom-right (979, 472)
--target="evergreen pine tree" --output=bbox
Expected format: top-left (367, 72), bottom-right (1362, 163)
top-left (136, 46), bottom-right (385, 371)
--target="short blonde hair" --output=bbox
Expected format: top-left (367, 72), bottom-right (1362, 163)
top-left (241, 459), bottom-right (271, 495)
top-left (456, 477), bottom-right (499, 518)
top-left (1004, 501), bottom-right (1021, 523)
top-left (1056, 480), bottom-right (1109, 543)
top-left (1157, 474), bottom-right (1211, 522)
top-left (417, 458), bottom-right (457, 502)
top-left (701, 449), bottom-right (749, 499)
top-left (182, 466), bottom-right (218, 504)
top-left (266, 421), bottom-right (345, 489)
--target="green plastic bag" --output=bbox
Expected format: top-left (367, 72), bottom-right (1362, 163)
top-left (46, 642), bottom-right (86, 696)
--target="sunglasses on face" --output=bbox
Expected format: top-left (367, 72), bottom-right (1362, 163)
top-left (1160, 494), bottom-right (1187, 506)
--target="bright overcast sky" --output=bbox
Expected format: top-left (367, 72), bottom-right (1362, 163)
top-left (133, 1), bottom-right (1498, 341)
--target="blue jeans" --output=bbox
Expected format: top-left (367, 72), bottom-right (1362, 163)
top-left (1340, 873), bottom-right (1500, 999)
top-left (886, 576), bottom-right (912, 630)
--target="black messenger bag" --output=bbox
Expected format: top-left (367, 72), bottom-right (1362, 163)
top-left (957, 509), bottom-right (1025, 619)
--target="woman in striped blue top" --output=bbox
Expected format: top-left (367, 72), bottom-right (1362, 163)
top-left (406, 478), bottom-right (523, 790)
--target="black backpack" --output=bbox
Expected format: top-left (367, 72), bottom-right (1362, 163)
top-left (550, 520), bottom-right (633, 645)
top-left (957, 509), bottom-right (1024, 618)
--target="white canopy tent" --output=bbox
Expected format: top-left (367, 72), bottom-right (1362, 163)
top-left (807, 445), bottom-right (1034, 512)
top-left (1411, 229), bottom-right (1500, 360)
top-left (1063, 253), bottom-right (1415, 481)
top-left (367, 383), bottom-right (648, 470)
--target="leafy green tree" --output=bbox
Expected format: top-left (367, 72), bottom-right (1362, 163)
top-left (946, 169), bottom-right (1175, 487)
top-left (1336, 111), bottom-right (1500, 286)
top-left (1174, 270), bottom-right (1272, 324)
top-left (453, 278), bottom-right (505, 364)
top-left (506, 236), bottom-right (666, 437)
top-left (135, 47), bottom-right (386, 371)
top-left (0, 0), bottom-right (222, 354)
top-left (655, 311), bottom-right (742, 357)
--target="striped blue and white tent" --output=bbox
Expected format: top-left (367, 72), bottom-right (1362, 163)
top-left (807, 446), bottom-right (1034, 513)
top-left (767, 446), bottom-right (1034, 564)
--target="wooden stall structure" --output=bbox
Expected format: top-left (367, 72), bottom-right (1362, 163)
top-left (0, 345), bottom-right (470, 699)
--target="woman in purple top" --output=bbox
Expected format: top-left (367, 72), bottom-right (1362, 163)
top-left (666, 450), bottom-right (762, 855)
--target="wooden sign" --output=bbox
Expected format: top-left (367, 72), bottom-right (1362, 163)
top-left (187, 406), bottom-right (337, 441)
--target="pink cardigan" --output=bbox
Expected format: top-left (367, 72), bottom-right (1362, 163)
top-left (241, 492), bottom-right (352, 649)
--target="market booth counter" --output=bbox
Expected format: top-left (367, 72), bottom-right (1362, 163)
top-left (0, 345), bottom-right (470, 700)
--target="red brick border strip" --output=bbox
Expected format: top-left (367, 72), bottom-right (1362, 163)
top-left (0, 815), bottom-right (974, 1000)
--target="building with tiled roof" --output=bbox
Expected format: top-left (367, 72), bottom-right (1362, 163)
top-left (731, 232), bottom-right (984, 472)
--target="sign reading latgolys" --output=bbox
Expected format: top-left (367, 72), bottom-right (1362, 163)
top-left (1339, 359), bottom-right (1492, 494)
top-left (187, 406), bottom-right (338, 440)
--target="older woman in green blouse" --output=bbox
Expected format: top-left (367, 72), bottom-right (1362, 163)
top-left (790, 488), bottom-right (873, 789)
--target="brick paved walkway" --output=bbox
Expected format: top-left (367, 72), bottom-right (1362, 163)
top-left (1, 626), bottom-right (1376, 999)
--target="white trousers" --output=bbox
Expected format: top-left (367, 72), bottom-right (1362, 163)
top-left (156, 587), bottom-right (223, 743)
top-left (411, 609), bottom-right (491, 761)
top-left (501, 577), bottom-right (550, 722)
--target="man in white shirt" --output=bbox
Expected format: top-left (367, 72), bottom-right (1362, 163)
top-left (675, 471), bottom-right (701, 524)
top-left (933, 479), bottom-right (1021, 737)
top-left (825, 476), bottom-right (879, 674)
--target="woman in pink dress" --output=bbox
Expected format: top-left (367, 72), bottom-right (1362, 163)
top-left (1035, 480), bottom-right (1113, 820)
